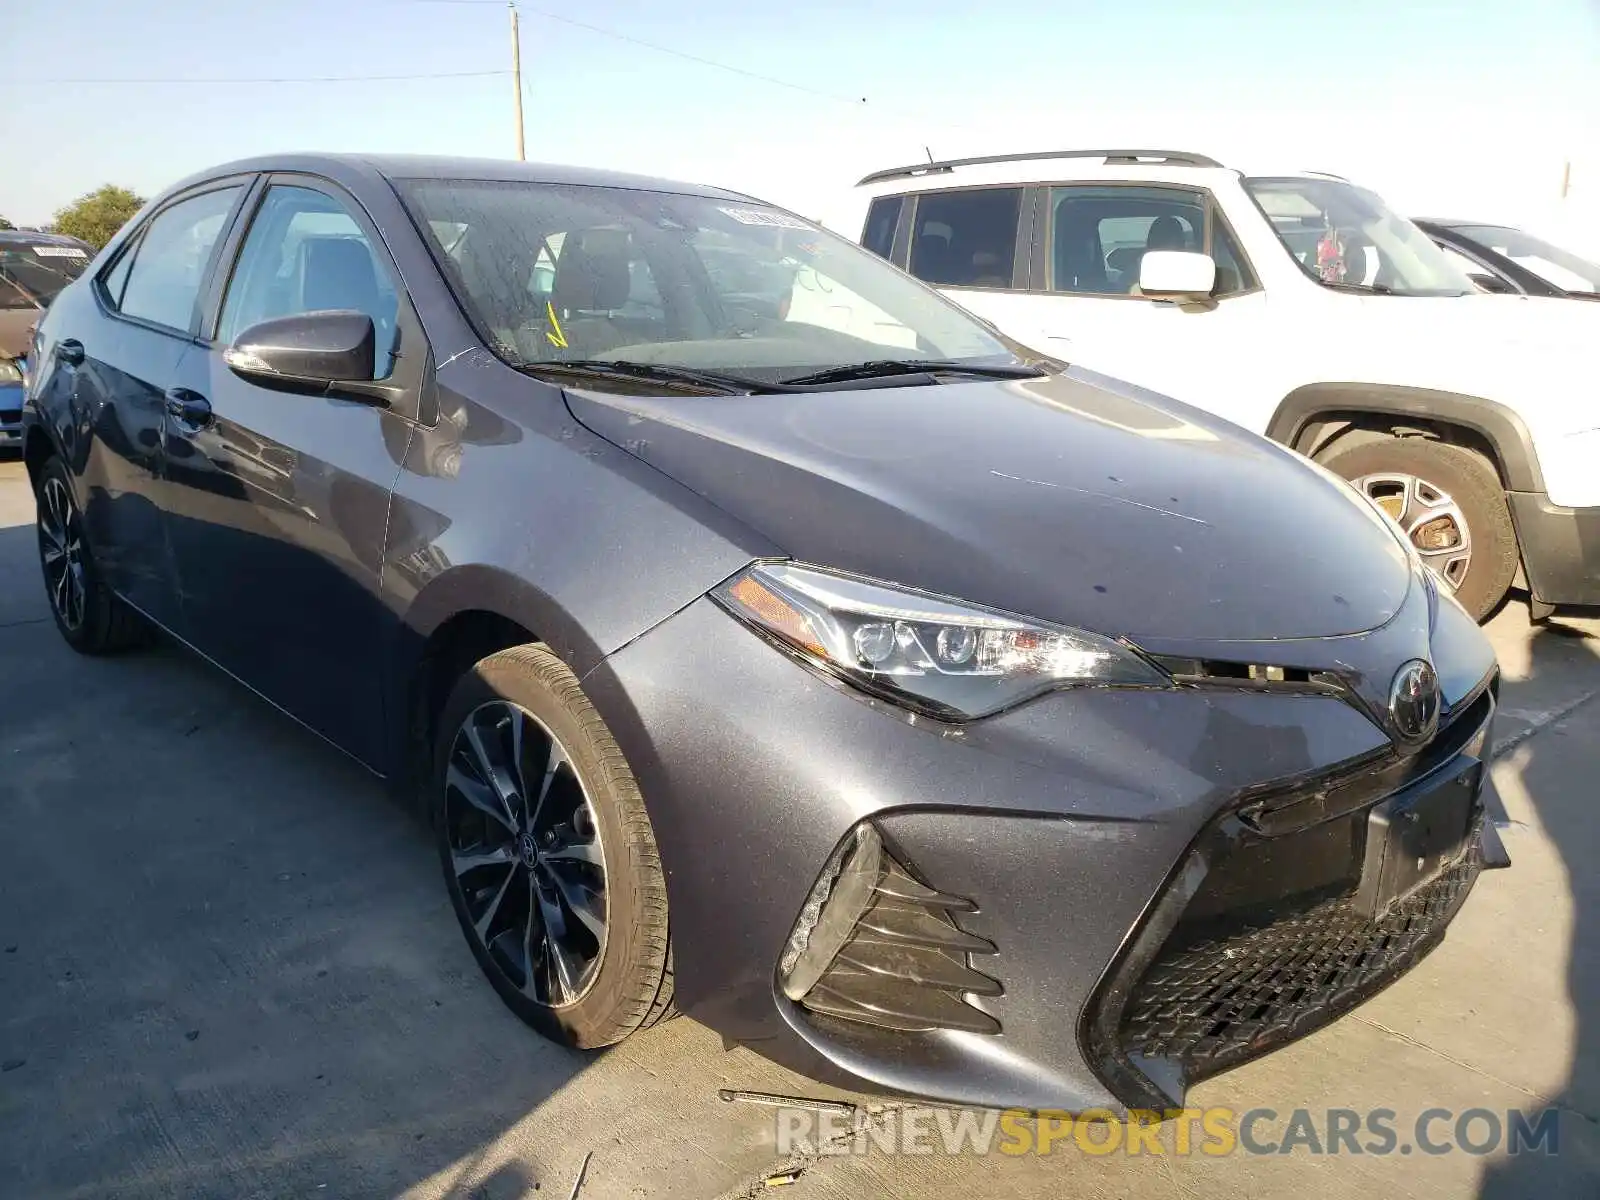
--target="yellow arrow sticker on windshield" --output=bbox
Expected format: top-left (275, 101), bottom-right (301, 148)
top-left (545, 301), bottom-right (568, 349)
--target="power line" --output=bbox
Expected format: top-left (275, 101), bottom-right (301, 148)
top-left (405, 0), bottom-right (869, 109)
top-left (0, 68), bottom-right (507, 85)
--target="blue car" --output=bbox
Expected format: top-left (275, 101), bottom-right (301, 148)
top-left (1, 231), bottom-right (93, 448)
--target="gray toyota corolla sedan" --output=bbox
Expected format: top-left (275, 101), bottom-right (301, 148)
top-left (21, 154), bottom-right (1507, 1114)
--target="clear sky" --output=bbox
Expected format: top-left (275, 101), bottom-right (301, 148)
top-left (2, 0), bottom-right (1597, 245)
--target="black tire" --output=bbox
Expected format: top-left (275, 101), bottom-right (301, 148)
top-left (1321, 437), bottom-right (1518, 622)
top-left (433, 644), bottom-right (674, 1048)
top-left (35, 457), bottom-right (150, 654)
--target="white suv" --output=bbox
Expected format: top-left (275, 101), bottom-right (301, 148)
top-left (841, 149), bottom-right (1600, 620)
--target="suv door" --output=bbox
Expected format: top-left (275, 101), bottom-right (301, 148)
top-left (162, 177), bottom-right (429, 766)
top-left (66, 183), bottom-right (247, 629)
top-left (1019, 184), bottom-right (1265, 407)
top-left (892, 186), bottom-right (1045, 340)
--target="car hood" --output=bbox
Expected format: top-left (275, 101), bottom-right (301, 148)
top-left (565, 368), bottom-right (1414, 643)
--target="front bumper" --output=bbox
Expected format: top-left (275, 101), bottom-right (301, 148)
top-left (1509, 491), bottom-right (1600, 608)
top-left (584, 590), bottom-right (1501, 1112)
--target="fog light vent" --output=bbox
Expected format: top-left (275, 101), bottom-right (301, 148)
top-left (780, 825), bottom-right (1001, 1035)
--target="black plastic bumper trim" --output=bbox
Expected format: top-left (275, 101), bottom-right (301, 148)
top-left (1508, 491), bottom-right (1600, 608)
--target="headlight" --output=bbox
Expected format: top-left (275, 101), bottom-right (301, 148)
top-left (712, 561), bottom-right (1171, 720)
top-left (0, 359), bottom-right (22, 385)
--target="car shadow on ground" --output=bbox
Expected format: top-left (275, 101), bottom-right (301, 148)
top-left (1478, 615), bottom-right (1600, 1195)
top-left (0, 520), bottom-right (611, 1198)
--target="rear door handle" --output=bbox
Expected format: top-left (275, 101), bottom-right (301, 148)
top-left (57, 339), bottom-right (85, 366)
top-left (164, 387), bottom-right (212, 429)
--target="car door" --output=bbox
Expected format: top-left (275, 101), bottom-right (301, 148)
top-left (63, 183), bottom-right (249, 630)
top-left (161, 176), bottom-right (428, 767)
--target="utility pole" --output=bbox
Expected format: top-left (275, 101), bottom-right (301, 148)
top-left (1560, 160), bottom-right (1571, 200)
top-left (510, 2), bottom-right (525, 161)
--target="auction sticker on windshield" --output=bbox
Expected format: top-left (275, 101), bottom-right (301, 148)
top-left (30, 246), bottom-right (88, 258)
top-left (717, 206), bottom-right (814, 230)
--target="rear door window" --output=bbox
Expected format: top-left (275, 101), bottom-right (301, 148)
top-left (116, 187), bottom-right (242, 332)
top-left (906, 188), bottom-right (1022, 288)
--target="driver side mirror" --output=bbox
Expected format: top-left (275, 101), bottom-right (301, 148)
top-left (1138, 250), bottom-right (1217, 300)
top-left (224, 310), bottom-right (376, 389)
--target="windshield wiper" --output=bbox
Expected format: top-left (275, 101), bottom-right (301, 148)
top-left (517, 359), bottom-right (797, 395)
top-left (780, 359), bottom-right (1047, 386)
top-left (1317, 279), bottom-right (1399, 296)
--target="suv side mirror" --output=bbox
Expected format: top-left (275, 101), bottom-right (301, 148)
top-left (1139, 250), bottom-right (1217, 300)
top-left (224, 310), bottom-right (376, 387)
top-left (1467, 272), bottom-right (1516, 295)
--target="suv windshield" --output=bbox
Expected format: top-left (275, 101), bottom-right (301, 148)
top-left (399, 179), bottom-right (1019, 384)
top-left (1454, 225), bottom-right (1600, 296)
top-left (0, 240), bottom-right (92, 310)
top-left (1245, 178), bottom-right (1475, 298)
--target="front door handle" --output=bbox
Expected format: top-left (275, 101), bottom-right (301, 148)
top-left (57, 339), bottom-right (85, 366)
top-left (164, 387), bottom-right (212, 429)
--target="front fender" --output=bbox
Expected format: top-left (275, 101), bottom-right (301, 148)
top-left (1265, 382), bottom-right (1544, 493)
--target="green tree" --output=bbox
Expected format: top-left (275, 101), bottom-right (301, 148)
top-left (51, 184), bottom-right (146, 249)
top-left (0, 216), bottom-right (14, 231)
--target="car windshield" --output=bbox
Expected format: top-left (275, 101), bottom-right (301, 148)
top-left (1453, 225), bottom-right (1600, 295)
top-left (1245, 177), bottom-right (1475, 298)
top-left (398, 179), bottom-right (1018, 383)
top-left (0, 241), bottom-right (92, 311)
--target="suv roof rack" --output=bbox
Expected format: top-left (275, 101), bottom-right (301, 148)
top-left (856, 149), bottom-right (1224, 187)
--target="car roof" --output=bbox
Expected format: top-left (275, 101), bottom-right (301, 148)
top-left (1417, 218), bottom-right (1511, 231)
top-left (0, 230), bottom-right (91, 249)
top-left (167, 152), bottom-right (761, 204)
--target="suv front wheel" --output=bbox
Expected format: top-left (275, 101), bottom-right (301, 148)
top-left (1322, 438), bottom-right (1518, 622)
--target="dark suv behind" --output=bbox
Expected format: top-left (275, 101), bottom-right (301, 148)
top-left (2, 230), bottom-right (93, 449)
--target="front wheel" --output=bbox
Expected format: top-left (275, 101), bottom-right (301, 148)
top-left (433, 644), bottom-right (674, 1048)
top-left (1322, 438), bottom-right (1518, 622)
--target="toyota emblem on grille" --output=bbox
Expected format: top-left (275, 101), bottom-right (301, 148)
top-left (1388, 659), bottom-right (1441, 744)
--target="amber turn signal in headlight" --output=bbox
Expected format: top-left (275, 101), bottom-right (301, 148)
top-left (713, 562), bottom-right (1170, 720)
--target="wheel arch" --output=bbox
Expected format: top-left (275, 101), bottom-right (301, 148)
top-left (22, 423), bottom-right (58, 493)
top-left (390, 564), bottom-right (603, 813)
top-left (1265, 383), bottom-right (1544, 493)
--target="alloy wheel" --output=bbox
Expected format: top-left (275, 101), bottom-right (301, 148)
top-left (443, 700), bottom-right (607, 1008)
top-left (38, 476), bottom-right (87, 631)
top-left (1351, 471), bottom-right (1473, 591)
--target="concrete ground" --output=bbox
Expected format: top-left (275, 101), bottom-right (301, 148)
top-left (1, 452), bottom-right (1596, 1199)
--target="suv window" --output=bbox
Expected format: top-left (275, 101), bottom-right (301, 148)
top-left (907, 188), bottom-right (1022, 288)
top-left (115, 187), bottom-right (242, 332)
top-left (218, 185), bottom-right (400, 377)
top-left (862, 196), bottom-right (902, 260)
top-left (1046, 185), bottom-right (1254, 297)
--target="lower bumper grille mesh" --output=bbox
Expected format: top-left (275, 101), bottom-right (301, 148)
top-left (1122, 833), bottom-right (1481, 1077)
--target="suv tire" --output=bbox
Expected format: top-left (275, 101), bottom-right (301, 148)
top-left (433, 644), bottom-right (675, 1048)
top-left (1322, 438), bottom-right (1518, 621)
